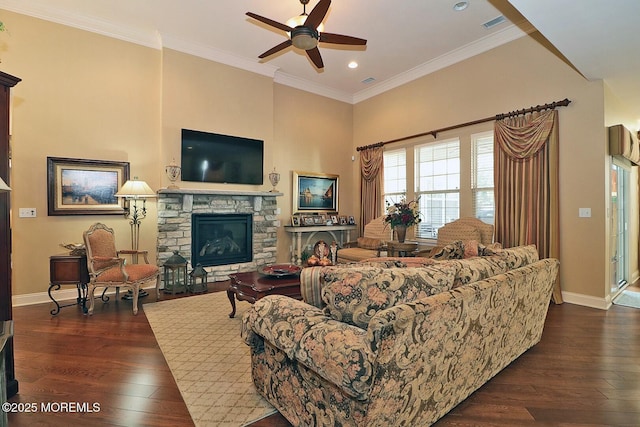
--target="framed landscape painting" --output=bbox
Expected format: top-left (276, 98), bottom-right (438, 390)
top-left (292, 171), bottom-right (339, 214)
top-left (47, 157), bottom-right (130, 215)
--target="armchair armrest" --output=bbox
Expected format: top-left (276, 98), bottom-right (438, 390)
top-left (117, 249), bottom-right (151, 263)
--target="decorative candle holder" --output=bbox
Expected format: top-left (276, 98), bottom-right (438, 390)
top-left (165, 159), bottom-right (181, 189)
top-left (268, 167), bottom-right (280, 192)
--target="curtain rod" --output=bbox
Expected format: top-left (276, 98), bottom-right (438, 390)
top-left (356, 98), bottom-right (571, 152)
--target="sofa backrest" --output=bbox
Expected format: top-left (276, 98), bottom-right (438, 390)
top-left (321, 264), bottom-right (459, 329)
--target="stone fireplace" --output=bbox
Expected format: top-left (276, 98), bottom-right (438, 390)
top-left (156, 188), bottom-right (280, 283)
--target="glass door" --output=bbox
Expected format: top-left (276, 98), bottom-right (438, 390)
top-left (610, 161), bottom-right (629, 295)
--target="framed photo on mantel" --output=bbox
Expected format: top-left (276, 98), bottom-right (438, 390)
top-left (292, 170), bottom-right (339, 214)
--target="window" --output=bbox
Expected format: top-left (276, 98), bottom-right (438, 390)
top-left (472, 132), bottom-right (494, 224)
top-left (415, 139), bottom-right (460, 238)
top-left (383, 148), bottom-right (406, 207)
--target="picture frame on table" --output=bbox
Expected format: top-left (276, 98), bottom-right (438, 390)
top-left (292, 170), bottom-right (339, 214)
top-left (339, 216), bottom-right (348, 225)
top-left (330, 215), bottom-right (338, 224)
top-left (348, 216), bottom-right (356, 225)
top-left (47, 157), bottom-right (130, 216)
top-left (291, 216), bottom-right (301, 226)
top-left (302, 216), bottom-right (315, 226)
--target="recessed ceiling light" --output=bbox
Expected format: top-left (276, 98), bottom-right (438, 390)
top-left (453, 1), bottom-right (469, 11)
top-left (348, 61), bottom-right (358, 69)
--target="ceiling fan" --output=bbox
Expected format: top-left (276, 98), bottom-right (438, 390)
top-left (246, 0), bottom-right (367, 69)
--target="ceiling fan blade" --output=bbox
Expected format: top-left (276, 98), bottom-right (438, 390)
top-left (304, 0), bottom-right (331, 30)
top-left (246, 12), bottom-right (293, 33)
top-left (258, 40), bottom-right (293, 58)
top-left (319, 32), bottom-right (367, 46)
top-left (306, 47), bottom-right (324, 69)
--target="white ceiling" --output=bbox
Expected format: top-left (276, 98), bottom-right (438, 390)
top-left (0, 0), bottom-right (638, 116)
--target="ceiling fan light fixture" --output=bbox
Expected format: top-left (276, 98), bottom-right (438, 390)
top-left (286, 14), bottom-right (325, 33)
top-left (291, 26), bottom-right (319, 50)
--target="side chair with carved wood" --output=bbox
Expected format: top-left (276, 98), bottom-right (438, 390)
top-left (83, 222), bottom-right (160, 315)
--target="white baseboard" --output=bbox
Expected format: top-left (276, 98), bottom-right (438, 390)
top-left (561, 291), bottom-right (611, 310)
top-left (12, 285), bottom-right (158, 307)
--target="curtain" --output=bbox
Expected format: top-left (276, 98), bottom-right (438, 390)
top-left (494, 109), bottom-right (563, 303)
top-left (359, 146), bottom-right (384, 234)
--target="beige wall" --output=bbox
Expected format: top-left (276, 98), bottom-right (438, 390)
top-left (354, 35), bottom-right (612, 305)
top-left (3, 11), bottom-right (162, 297)
top-left (2, 9), bottom-right (635, 307)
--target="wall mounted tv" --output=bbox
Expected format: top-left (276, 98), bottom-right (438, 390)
top-left (181, 129), bottom-right (264, 185)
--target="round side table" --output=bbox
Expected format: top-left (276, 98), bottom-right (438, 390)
top-left (386, 241), bottom-right (418, 257)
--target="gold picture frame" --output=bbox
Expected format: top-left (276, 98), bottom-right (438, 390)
top-left (47, 157), bottom-right (129, 216)
top-left (292, 170), bottom-right (339, 214)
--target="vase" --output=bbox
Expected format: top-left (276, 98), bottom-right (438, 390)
top-left (394, 225), bottom-right (407, 243)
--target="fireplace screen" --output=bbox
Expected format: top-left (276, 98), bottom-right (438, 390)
top-left (191, 213), bottom-right (253, 267)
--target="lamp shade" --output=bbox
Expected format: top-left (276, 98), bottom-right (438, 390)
top-left (114, 178), bottom-right (155, 199)
top-left (0, 177), bottom-right (10, 192)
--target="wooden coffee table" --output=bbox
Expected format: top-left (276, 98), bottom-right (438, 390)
top-left (227, 270), bottom-right (302, 318)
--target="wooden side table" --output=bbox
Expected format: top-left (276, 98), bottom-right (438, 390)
top-left (49, 254), bottom-right (90, 315)
top-left (227, 270), bottom-right (302, 318)
top-left (386, 241), bottom-right (419, 257)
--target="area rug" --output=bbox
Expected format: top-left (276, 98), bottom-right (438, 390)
top-left (613, 289), bottom-right (640, 309)
top-left (143, 291), bottom-right (276, 426)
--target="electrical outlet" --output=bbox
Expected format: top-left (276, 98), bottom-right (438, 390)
top-left (18, 208), bottom-right (37, 218)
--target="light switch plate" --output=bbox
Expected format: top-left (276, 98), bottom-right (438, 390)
top-left (19, 208), bottom-right (37, 218)
top-left (578, 207), bottom-right (591, 218)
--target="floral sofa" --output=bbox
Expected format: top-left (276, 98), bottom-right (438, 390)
top-left (242, 246), bottom-right (559, 426)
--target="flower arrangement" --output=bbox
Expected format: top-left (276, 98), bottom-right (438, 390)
top-left (384, 197), bottom-right (421, 228)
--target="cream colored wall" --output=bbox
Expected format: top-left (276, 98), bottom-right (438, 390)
top-left (354, 35), bottom-right (610, 303)
top-left (273, 85), bottom-right (355, 261)
top-left (1, 11), bottom-right (162, 296)
top-left (160, 49), bottom-right (275, 192)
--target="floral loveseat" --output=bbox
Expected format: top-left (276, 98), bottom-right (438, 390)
top-left (242, 246), bottom-right (559, 426)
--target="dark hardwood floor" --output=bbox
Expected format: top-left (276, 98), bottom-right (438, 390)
top-left (7, 283), bottom-right (640, 426)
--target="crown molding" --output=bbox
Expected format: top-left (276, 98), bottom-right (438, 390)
top-left (273, 71), bottom-right (353, 104)
top-left (352, 23), bottom-right (533, 104)
top-left (160, 33), bottom-right (279, 79)
top-left (0, 0), bottom-right (161, 48)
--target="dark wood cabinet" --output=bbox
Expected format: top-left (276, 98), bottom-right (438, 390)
top-left (0, 71), bottom-right (21, 399)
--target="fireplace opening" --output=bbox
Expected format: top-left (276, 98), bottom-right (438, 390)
top-left (192, 213), bottom-right (253, 267)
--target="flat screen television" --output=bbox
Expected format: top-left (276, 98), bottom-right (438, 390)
top-left (181, 129), bottom-right (264, 185)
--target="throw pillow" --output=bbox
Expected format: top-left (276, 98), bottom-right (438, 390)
top-left (463, 240), bottom-right (479, 258)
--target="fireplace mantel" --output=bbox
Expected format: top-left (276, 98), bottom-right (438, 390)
top-left (158, 188), bottom-right (283, 197)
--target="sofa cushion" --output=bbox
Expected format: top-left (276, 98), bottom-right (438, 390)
top-left (321, 264), bottom-right (459, 329)
top-left (357, 237), bottom-right (382, 250)
top-left (337, 247), bottom-right (379, 262)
